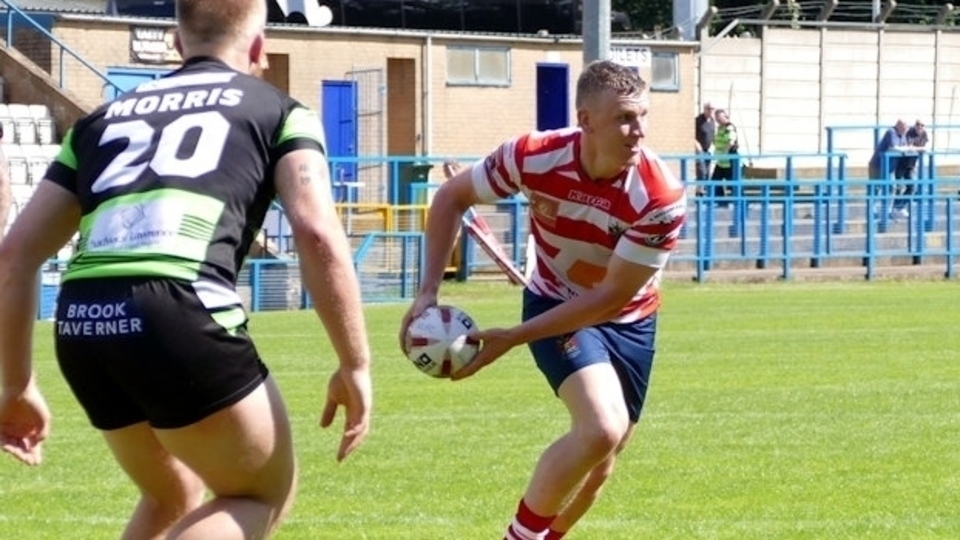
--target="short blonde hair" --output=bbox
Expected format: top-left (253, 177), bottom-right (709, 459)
top-left (176, 0), bottom-right (266, 49)
top-left (575, 60), bottom-right (646, 109)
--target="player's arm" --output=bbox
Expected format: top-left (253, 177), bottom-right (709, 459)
top-left (274, 147), bottom-right (372, 460)
top-left (275, 149), bottom-right (370, 372)
top-left (418, 164), bottom-right (479, 299)
top-left (0, 180), bottom-right (79, 465)
top-left (517, 256), bottom-right (656, 341)
top-left (0, 181), bottom-right (80, 392)
top-left (451, 256), bottom-right (657, 382)
top-left (396, 163), bottom-right (481, 352)
top-left (454, 184), bottom-right (687, 380)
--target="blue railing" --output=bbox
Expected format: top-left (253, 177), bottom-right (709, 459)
top-left (0, 1), bottom-right (123, 96)
top-left (34, 148), bottom-right (960, 318)
top-left (319, 150), bottom-right (960, 284)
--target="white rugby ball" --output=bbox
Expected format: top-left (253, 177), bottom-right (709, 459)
top-left (404, 305), bottom-right (479, 378)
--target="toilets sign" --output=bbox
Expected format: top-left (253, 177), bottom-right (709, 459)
top-left (610, 46), bottom-right (651, 70)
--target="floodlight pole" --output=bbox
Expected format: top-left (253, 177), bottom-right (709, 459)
top-left (583, 0), bottom-right (611, 64)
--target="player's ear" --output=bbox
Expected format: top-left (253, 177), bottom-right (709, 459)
top-left (173, 31), bottom-right (183, 56)
top-left (248, 32), bottom-right (265, 72)
top-left (577, 108), bottom-right (591, 131)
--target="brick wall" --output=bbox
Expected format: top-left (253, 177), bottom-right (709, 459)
top-left (46, 19), bottom-right (697, 184)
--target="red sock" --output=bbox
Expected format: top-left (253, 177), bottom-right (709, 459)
top-left (503, 499), bottom-right (555, 540)
top-left (545, 530), bottom-right (566, 540)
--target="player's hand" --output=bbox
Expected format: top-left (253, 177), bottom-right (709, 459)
top-left (398, 294), bottom-right (437, 355)
top-left (450, 327), bottom-right (516, 381)
top-left (319, 366), bottom-right (372, 462)
top-left (0, 384), bottom-right (51, 466)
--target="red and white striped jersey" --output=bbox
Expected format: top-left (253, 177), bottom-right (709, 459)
top-left (470, 127), bottom-right (687, 322)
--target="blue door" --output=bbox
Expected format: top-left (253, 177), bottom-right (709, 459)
top-left (104, 67), bottom-right (168, 101)
top-left (536, 64), bottom-right (569, 131)
top-left (321, 80), bottom-right (358, 202)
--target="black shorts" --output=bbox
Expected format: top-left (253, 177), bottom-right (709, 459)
top-left (55, 278), bottom-right (268, 430)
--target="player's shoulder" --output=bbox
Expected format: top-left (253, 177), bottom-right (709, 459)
top-left (635, 147), bottom-right (673, 177)
top-left (633, 147), bottom-right (685, 192)
top-left (505, 127), bottom-right (580, 173)
top-left (521, 127), bottom-right (580, 153)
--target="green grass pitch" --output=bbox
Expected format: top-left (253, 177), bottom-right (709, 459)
top-left (2, 280), bottom-right (959, 539)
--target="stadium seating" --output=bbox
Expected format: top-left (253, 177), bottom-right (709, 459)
top-left (3, 103), bottom-right (62, 216)
top-left (0, 103), bottom-right (57, 146)
top-left (2, 102), bottom-right (68, 254)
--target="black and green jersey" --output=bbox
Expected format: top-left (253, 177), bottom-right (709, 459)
top-left (46, 56), bottom-right (324, 288)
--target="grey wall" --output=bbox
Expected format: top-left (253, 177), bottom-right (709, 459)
top-left (698, 27), bottom-right (960, 171)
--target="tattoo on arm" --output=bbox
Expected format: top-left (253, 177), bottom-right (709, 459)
top-left (298, 163), bottom-right (311, 186)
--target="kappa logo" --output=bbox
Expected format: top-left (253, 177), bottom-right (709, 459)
top-left (568, 189), bottom-right (611, 211)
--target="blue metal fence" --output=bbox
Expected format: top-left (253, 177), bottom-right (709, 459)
top-left (34, 149), bottom-right (960, 318)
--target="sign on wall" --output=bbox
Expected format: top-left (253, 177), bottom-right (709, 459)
top-left (130, 26), bottom-right (181, 64)
top-left (610, 46), bottom-right (651, 70)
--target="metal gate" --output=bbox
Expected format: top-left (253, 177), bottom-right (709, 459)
top-left (345, 67), bottom-right (385, 203)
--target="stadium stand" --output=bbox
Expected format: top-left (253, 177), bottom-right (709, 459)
top-left (2, 103), bottom-right (61, 215)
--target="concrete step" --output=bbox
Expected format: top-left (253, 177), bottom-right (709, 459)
top-left (676, 230), bottom-right (950, 254)
top-left (686, 199), bottom-right (958, 222)
top-left (681, 215), bottom-right (960, 238)
top-left (663, 263), bottom-right (957, 283)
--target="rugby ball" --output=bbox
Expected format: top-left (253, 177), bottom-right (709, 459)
top-left (404, 305), bottom-right (479, 378)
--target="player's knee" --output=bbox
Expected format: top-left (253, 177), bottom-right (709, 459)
top-left (141, 471), bottom-right (206, 514)
top-left (574, 418), bottom-right (628, 462)
top-left (137, 484), bottom-right (205, 526)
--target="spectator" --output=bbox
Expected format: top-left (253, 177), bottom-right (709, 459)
top-left (867, 119), bottom-right (909, 218)
top-left (868, 119), bottom-right (908, 181)
top-left (891, 119), bottom-right (929, 218)
top-left (0, 123), bottom-right (10, 239)
top-left (694, 101), bottom-right (716, 195)
top-left (0, 1), bottom-right (374, 538)
top-left (709, 108), bottom-right (738, 207)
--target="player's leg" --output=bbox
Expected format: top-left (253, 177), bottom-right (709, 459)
top-left (505, 292), bottom-right (633, 539)
top-left (504, 361), bottom-right (629, 540)
top-left (546, 423), bottom-right (636, 537)
top-left (545, 315), bottom-right (657, 538)
top-left (524, 361), bottom-right (630, 512)
top-left (58, 278), bottom-right (297, 539)
top-left (100, 423), bottom-right (206, 540)
top-left (157, 376), bottom-right (296, 540)
top-left (53, 278), bottom-right (210, 538)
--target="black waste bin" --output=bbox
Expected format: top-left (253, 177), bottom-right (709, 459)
top-left (394, 161), bottom-right (434, 205)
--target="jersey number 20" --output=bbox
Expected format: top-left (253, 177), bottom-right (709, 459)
top-left (92, 111), bottom-right (230, 193)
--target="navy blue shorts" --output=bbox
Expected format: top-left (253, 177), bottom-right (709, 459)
top-left (522, 289), bottom-right (657, 423)
top-left (55, 278), bottom-right (268, 431)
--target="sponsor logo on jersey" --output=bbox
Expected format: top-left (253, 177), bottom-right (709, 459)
top-left (608, 221), bottom-right (627, 239)
top-left (645, 201), bottom-right (685, 225)
top-left (559, 334), bottom-right (580, 358)
top-left (568, 189), bottom-right (611, 211)
top-left (530, 193), bottom-right (558, 227)
top-left (483, 148), bottom-right (504, 177)
top-left (57, 302), bottom-right (144, 337)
